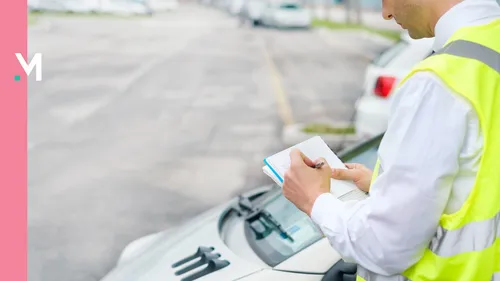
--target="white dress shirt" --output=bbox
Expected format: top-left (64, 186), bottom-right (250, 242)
top-left (310, 0), bottom-right (500, 276)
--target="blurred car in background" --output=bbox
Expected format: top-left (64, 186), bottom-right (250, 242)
top-left (245, 0), bottom-right (269, 26)
top-left (100, 133), bottom-right (383, 281)
top-left (228, 0), bottom-right (245, 15)
top-left (354, 31), bottom-right (434, 140)
top-left (260, 1), bottom-right (311, 28)
top-left (148, 0), bottom-right (179, 11)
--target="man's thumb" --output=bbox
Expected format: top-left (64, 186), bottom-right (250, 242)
top-left (332, 168), bottom-right (357, 181)
top-left (289, 148), bottom-right (311, 165)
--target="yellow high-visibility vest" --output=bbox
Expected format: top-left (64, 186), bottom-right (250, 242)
top-left (357, 19), bottom-right (500, 281)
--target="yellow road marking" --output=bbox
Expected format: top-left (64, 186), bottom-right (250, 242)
top-left (261, 41), bottom-right (295, 126)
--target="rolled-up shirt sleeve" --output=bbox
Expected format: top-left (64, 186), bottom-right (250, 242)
top-left (311, 72), bottom-right (468, 275)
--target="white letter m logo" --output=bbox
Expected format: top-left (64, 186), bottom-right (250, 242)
top-left (16, 53), bottom-right (42, 82)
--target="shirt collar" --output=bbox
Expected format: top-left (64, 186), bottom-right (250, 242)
top-left (433, 0), bottom-right (500, 52)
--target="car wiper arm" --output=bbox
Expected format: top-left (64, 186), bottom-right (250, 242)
top-left (260, 210), bottom-right (295, 243)
top-left (238, 195), bottom-right (295, 243)
top-left (237, 195), bottom-right (254, 213)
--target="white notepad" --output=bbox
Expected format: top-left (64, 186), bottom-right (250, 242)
top-left (263, 136), bottom-right (367, 201)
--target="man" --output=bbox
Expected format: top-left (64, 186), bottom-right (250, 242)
top-left (282, 0), bottom-right (500, 280)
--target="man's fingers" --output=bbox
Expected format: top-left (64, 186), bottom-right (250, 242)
top-left (290, 149), bottom-right (331, 169)
top-left (345, 163), bottom-right (364, 169)
top-left (290, 148), bottom-right (309, 167)
top-left (332, 167), bottom-right (358, 181)
top-left (314, 157), bottom-right (327, 167)
top-left (302, 152), bottom-right (315, 167)
top-left (315, 157), bottom-right (332, 174)
top-left (345, 163), bottom-right (356, 169)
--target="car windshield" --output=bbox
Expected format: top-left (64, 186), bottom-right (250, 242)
top-left (371, 40), bottom-right (408, 68)
top-left (245, 134), bottom-right (383, 266)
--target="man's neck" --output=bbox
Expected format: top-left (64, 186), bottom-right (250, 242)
top-left (430, 0), bottom-right (463, 37)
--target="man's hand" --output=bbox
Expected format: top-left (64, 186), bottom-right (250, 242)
top-left (332, 163), bottom-right (373, 193)
top-left (282, 148), bottom-right (332, 217)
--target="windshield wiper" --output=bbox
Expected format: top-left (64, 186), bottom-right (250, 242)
top-left (237, 195), bottom-right (295, 243)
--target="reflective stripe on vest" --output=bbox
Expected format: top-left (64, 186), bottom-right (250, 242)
top-left (433, 39), bottom-right (500, 72)
top-left (429, 211), bottom-right (500, 257)
top-left (356, 19), bottom-right (500, 281)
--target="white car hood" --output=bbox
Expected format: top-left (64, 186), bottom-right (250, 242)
top-left (101, 196), bottom-right (270, 281)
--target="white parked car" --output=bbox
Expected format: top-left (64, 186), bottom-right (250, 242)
top-left (244, 0), bottom-right (269, 26)
top-left (148, 0), bottom-right (179, 11)
top-left (260, 2), bottom-right (311, 28)
top-left (354, 31), bottom-right (434, 140)
top-left (100, 134), bottom-right (384, 281)
top-left (228, 0), bottom-right (245, 15)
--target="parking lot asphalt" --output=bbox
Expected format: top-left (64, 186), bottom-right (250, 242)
top-left (28, 4), bottom-right (391, 281)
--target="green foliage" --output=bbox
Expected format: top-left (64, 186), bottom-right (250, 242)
top-left (302, 123), bottom-right (356, 135)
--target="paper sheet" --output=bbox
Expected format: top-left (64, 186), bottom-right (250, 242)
top-left (263, 136), bottom-right (367, 200)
